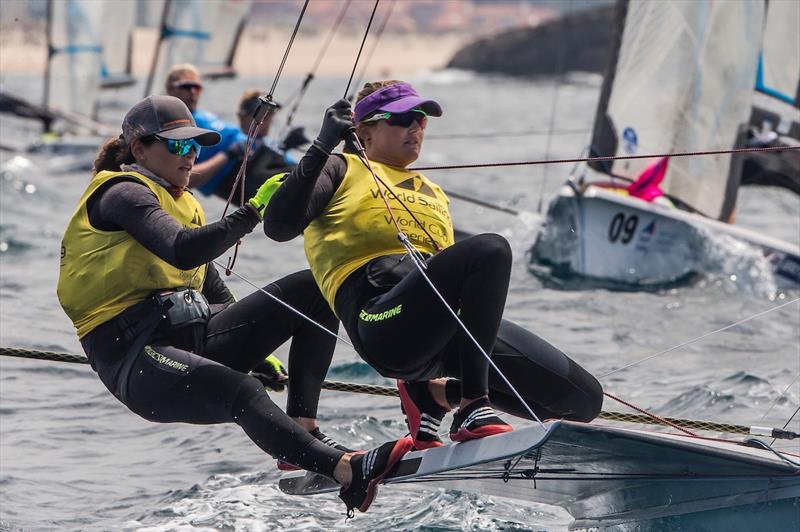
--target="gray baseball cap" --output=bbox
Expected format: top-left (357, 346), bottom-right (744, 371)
top-left (122, 95), bottom-right (220, 146)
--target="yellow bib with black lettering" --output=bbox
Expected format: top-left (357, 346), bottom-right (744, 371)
top-left (304, 153), bottom-right (454, 310)
top-left (57, 170), bottom-right (206, 338)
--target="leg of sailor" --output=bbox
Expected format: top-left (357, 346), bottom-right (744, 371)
top-left (203, 269), bottom-right (339, 422)
top-left (82, 326), bottom-right (343, 477)
top-left (442, 319), bottom-right (604, 422)
top-left (353, 234), bottom-right (512, 399)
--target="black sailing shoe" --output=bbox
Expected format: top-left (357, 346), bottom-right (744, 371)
top-left (339, 436), bottom-right (414, 516)
top-left (397, 380), bottom-right (448, 449)
top-left (449, 397), bottom-right (513, 442)
top-left (277, 428), bottom-right (357, 471)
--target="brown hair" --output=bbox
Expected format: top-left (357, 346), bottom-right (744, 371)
top-left (238, 88), bottom-right (262, 115)
top-left (92, 136), bottom-right (156, 176)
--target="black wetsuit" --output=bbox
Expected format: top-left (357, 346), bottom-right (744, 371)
top-left (264, 148), bottom-right (603, 422)
top-left (212, 142), bottom-right (295, 201)
top-left (79, 176), bottom-right (342, 475)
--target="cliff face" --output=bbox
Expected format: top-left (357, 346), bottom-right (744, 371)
top-left (446, 5), bottom-right (616, 77)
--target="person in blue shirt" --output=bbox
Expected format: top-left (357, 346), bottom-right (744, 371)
top-left (164, 64), bottom-right (241, 172)
top-left (190, 89), bottom-right (307, 200)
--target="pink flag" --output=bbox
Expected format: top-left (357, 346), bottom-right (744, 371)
top-left (628, 157), bottom-right (669, 202)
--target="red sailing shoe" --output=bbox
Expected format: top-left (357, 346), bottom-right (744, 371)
top-left (397, 379), bottom-right (448, 450)
top-left (449, 397), bottom-right (513, 442)
top-left (339, 436), bottom-right (414, 516)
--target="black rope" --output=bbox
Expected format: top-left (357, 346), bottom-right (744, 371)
top-left (3, 346), bottom-right (798, 441)
top-left (218, 0), bottom-right (311, 275)
top-left (343, 0), bottom-right (380, 99)
top-left (279, 0), bottom-right (353, 137)
top-left (425, 128), bottom-right (590, 140)
top-left (347, 0), bottom-right (396, 101)
top-left (410, 145), bottom-right (800, 172)
top-left (268, 0), bottom-right (310, 97)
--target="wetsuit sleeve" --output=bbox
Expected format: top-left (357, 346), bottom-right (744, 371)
top-left (94, 180), bottom-right (261, 269)
top-left (202, 262), bottom-right (235, 305)
top-left (262, 147), bottom-right (347, 241)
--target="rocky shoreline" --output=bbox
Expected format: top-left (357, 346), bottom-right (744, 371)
top-left (446, 5), bottom-right (616, 77)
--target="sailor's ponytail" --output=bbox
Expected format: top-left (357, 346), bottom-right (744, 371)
top-left (92, 136), bottom-right (133, 176)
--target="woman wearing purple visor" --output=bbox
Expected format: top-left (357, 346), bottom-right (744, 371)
top-left (263, 80), bottom-right (603, 491)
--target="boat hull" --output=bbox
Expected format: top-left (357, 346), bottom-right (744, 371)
top-left (280, 421), bottom-right (800, 530)
top-left (531, 183), bottom-right (800, 288)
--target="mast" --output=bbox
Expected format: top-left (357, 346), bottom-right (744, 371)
top-left (41, 0), bottom-right (54, 132)
top-left (145, 0), bottom-right (171, 97)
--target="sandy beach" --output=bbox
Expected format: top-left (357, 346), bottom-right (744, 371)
top-left (0, 25), bottom-right (469, 79)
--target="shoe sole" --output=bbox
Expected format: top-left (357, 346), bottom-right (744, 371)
top-left (277, 460), bottom-right (300, 471)
top-left (397, 380), bottom-right (444, 450)
top-left (450, 424), bottom-right (513, 442)
top-left (358, 436), bottom-right (415, 513)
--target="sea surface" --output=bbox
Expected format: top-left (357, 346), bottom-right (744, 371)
top-left (1, 71), bottom-right (799, 531)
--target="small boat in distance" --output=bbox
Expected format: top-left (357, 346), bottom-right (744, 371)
top-left (530, 0), bottom-right (800, 290)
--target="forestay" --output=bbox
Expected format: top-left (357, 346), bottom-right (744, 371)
top-left (45, 0), bottom-right (105, 121)
top-left (589, 0), bottom-right (764, 220)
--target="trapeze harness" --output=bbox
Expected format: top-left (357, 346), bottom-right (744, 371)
top-left (265, 149), bottom-right (603, 421)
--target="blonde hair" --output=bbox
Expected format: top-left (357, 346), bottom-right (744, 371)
top-left (355, 79), bottom-right (404, 105)
top-left (165, 64), bottom-right (200, 89)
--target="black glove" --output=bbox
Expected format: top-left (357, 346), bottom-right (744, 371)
top-left (251, 354), bottom-right (288, 392)
top-left (281, 126), bottom-right (311, 151)
top-left (225, 139), bottom-right (247, 162)
top-left (314, 98), bottom-right (353, 154)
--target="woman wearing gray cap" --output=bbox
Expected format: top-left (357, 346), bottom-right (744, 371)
top-left (262, 80), bottom-right (603, 491)
top-left (56, 95), bottom-right (413, 516)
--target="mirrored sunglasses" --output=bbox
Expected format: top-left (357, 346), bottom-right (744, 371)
top-left (361, 109), bottom-right (428, 128)
top-left (156, 136), bottom-right (202, 157)
top-left (172, 81), bottom-right (203, 91)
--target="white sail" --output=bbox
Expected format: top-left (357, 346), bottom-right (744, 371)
top-left (757, 0), bottom-right (800, 108)
top-left (145, 0), bottom-right (251, 96)
top-left (45, 0), bottom-right (105, 121)
top-left (591, 1), bottom-right (764, 220)
top-left (99, 0), bottom-right (137, 88)
top-left (202, 0), bottom-right (251, 78)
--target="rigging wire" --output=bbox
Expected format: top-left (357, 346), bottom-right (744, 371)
top-left (278, 0), bottom-right (353, 139)
top-left (219, 0), bottom-right (311, 274)
top-left (536, 0), bottom-right (569, 214)
top-left (346, 0), bottom-right (396, 102)
top-left (599, 297), bottom-right (800, 379)
top-left (213, 259), bottom-right (353, 348)
top-left (759, 373), bottom-right (800, 422)
top-left (410, 144), bottom-right (800, 172)
top-left (425, 128), bottom-right (589, 140)
top-left (348, 132), bottom-right (543, 426)
top-left (343, 0), bottom-right (380, 99)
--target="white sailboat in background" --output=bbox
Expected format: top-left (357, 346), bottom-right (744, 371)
top-left (41, 0), bottom-right (111, 134)
top-left (740, 0), bottom-right (800, 194)
top-left (531, 0), bottom-right (800, 289)
top-left (98, 0), bottom-right (137, 90)
top-left (144, 0), bottom-right (252, 97)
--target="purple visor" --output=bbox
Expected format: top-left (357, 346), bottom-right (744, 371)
top-left (354, 82), bottom-right (443, 123)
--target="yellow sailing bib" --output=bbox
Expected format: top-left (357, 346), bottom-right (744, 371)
top-left (57, 170), bottom-right (206, 338)
top-left (304, 153), bottom-right (454, 310)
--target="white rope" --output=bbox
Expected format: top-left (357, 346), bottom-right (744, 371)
top-left (599, 297), bottom-right (800, 379)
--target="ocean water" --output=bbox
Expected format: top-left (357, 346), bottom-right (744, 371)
top-left (1, 71), bottom-right (799, 531)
